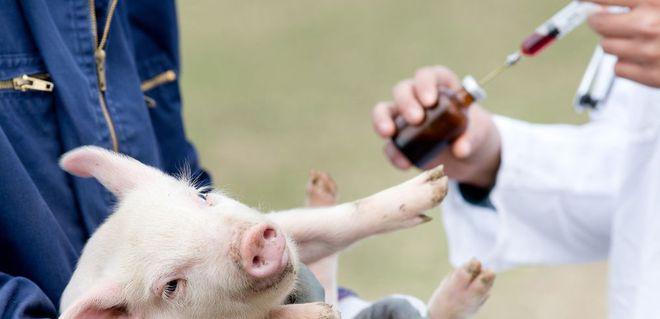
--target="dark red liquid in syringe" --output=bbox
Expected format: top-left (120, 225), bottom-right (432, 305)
top-left (521, 29), bottom-right (560, 56)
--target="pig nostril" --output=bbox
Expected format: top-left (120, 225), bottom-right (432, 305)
top-left (263, 228), bottom-right (277, 240)
top-left (252, 256), bottom-right (269, 267)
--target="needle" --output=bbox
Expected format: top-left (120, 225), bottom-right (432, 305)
top-left (478, 52), bottom-right (522, 87)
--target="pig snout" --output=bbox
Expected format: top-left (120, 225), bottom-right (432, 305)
top-left (240, 224), bottom-right (288, 279)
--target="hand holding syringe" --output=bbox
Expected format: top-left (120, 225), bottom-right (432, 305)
top-left (374, 1), bottom-right (616, 175)
top-left (384, 1), bottom-right (605, 171)
top-left (479, 1), bottom-right (602, 86)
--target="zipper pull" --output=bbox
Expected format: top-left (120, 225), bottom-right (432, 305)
top-left (95, 48), bottom-right (107, 92)
top-left (12, 75), bottom-right (55, 92)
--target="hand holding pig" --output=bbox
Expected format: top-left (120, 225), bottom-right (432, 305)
top-left (57, 146), bottom-right (448, 319)
top-left (372, 66), bottom-right (502, 188)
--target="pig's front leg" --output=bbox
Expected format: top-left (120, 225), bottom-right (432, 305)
top-left (268, 303), bottom-right (340, 319)
top-left (269, 166), bottom-right (447, 264)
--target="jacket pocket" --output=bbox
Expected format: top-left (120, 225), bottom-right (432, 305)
top-left (140, 69), bottom-right (177, 108)
top-left (0, 55), bottom-right (57, 139)
top-left (0, 74), bottom-right (56, 137)
top-left (0, 73), bottom-right (54, 93)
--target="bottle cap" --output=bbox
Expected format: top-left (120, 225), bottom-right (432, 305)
top-left (462, 75), bottom-right (487, 101)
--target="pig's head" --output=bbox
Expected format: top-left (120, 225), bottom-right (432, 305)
top-left (58, 146), bottom-right (299, 319)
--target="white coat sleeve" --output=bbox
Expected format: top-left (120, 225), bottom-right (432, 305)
top-left (442, 79), bottom-right (649, 271)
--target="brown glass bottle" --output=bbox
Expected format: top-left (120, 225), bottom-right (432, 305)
top-left (392, 76), bottom-right (486, 168)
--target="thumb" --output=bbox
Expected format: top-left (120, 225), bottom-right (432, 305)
top-left (451, 134), bottom-right (473, 159)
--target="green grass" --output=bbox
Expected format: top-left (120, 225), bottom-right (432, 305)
top-left (178, 1), bottom-right (606, 317)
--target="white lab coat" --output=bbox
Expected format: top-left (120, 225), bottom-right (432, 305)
top-left (442, 75), bottom-right (660, 318)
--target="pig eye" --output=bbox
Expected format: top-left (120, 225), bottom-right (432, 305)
top-left (197, 192), bottom-right (217, 206)
top-left (163, 280), bottom-right (179, 299)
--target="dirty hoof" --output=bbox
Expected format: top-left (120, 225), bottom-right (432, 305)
top-left (355, 165), bottom-right (448, 234)
top-left (427, 259), bottom-right (495, 319)
top-left (306, 170), bottom-right (338, 207)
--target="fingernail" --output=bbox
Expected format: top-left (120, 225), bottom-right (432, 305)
top-left (379, 122), bottom-right (392, 134)
top-left (423, 92), bottom-right (436, 105)
top-left (414, 108), bottom-right (425, 122)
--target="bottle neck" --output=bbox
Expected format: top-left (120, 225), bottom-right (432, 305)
top-left (452, 87), bottom-right (475, 109)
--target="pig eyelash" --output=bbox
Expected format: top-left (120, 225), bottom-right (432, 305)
top-left (175, 165), bottom-right (213, 194)
top-left (197, 192), bottom-right (217, 206)
top-left (163, 279), bottom-right (180, 299)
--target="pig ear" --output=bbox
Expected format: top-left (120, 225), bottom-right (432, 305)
top-left (59, 282), bottom-right (136, 319)
top-left (60, 146), bottom-right (163, 198)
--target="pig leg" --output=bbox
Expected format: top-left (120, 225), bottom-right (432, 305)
top-left (268, 303), bottom-right (340, 319)
top-left (305, 171), bottom-right (339, 306)
top-left (305, 170), bottom-right (338, 208)
top-left (270, 166), bottom-right (448, 264)
top-left (427, 259), bottom-right (495, 319)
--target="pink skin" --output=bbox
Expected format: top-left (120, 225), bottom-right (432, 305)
top-left (240, 224), bottom-right (289, 279)
top-left (57, 146), bottom-right (449, 319)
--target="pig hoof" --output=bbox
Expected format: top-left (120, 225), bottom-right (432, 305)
top-left (306, 170), bottom-right (338, 207)
top-left (354, 165), bottom-right (448, 234)
top-left (427, 259), bottom-right (495, 319)
top-left (395, 165), bottom-right (448, 222)
top-left (425, 165), bottom-right (446, 183)
top-left (314, 302), bottom-right (340, 319)
top-left (423, 165), bottom-right (449, 205)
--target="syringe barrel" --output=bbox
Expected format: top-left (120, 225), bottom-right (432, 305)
top-left (535, 1), bottom-right (601, 38)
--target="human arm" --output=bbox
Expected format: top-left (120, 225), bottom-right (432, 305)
top-left (441, 112), bottom-right (629, 269)
top-left (443, 77), bottom-right (660, 268)
top-left (373, 66), bottom-right (653, 269)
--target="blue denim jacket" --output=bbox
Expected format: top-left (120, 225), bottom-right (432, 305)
top-left (0, 1), bottom-right (210, 317)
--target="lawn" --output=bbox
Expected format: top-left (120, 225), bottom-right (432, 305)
top-left (178, 1), bottom-right (607, 317)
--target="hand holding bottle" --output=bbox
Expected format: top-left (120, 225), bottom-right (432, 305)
top-left (372, 66), bottom-right (501, 188)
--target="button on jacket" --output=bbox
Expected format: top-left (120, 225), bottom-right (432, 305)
top-left (0, 1), bottom-right (210, 317)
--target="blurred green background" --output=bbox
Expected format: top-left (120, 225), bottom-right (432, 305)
top-left (178, 1), bottom-right (607, 318)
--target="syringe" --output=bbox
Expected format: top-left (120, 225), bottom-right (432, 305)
top-left (479, 1), bottom-right (602, 86)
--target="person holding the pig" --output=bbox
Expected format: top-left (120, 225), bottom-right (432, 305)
top-left (0, 1), bottom-right (489, 319)
top-left (373, 0), bottom-right (660, 318)
top-left (0, 0), bottom-right (328, 317)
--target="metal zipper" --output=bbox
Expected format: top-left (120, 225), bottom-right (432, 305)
top-left (0, 73), bottom-right (54, 92)
top-left (140, 70), bottom-right (176, 92)
top-left (140, 70), bottom-right (177, 108)
top-left (89, 0), bottom-right (120, 152)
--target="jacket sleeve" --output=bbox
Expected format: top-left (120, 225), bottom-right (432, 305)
top-left (126, 0), bottom-right (212, 187)
top-left (0, 273), bottom-right (57, 319)
top-left (442, 79), bottom-right (659, 271)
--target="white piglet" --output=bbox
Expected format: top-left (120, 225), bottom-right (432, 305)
top-left (58, 146), bottom-right (448, 319)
